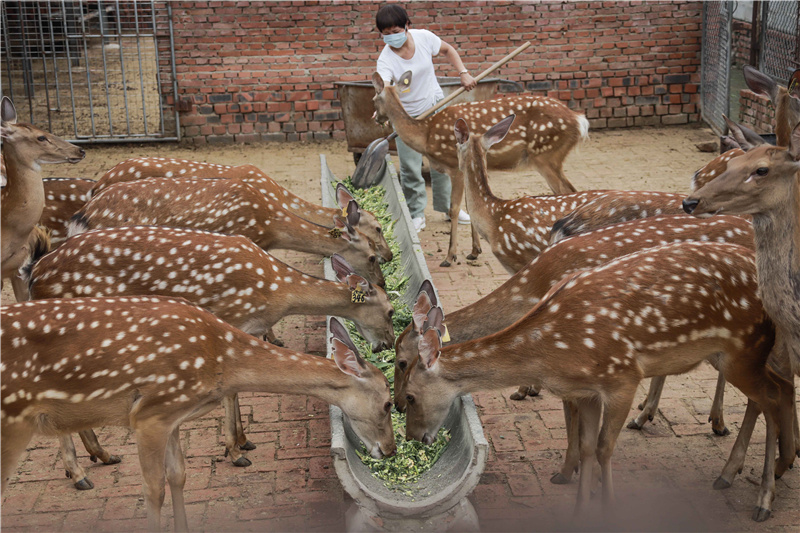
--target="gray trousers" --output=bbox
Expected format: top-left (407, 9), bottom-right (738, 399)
top-left (394, 134), bottom-right (452, 220)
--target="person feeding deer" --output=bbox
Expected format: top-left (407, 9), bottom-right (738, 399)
top-left (374, 3), bottom-right (476, 232)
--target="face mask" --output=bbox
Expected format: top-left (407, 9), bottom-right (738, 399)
top-left (383, 30), bottom-right (407, 48)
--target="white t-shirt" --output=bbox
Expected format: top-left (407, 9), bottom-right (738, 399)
top-left (377, 29), bottom-right (445, 116)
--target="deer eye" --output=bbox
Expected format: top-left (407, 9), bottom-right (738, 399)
top-left (405, 394), bottom-right (415, 405)
top-left (37, 135), bottom-right (47, 142)
top-left (398, 360), bottom-right (407, 371)
top-left (369, 256), bottom-right (376, 263)
top-left (756, 167), bottom-right (769, 176)
top-left (384, 401), bottom-right (392, 413)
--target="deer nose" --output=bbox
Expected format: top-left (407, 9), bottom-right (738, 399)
top-left (682, 198), bottom-right (699, 214)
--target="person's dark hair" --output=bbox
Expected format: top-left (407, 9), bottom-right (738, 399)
top-left (376, 4), bottom-right (411, 32)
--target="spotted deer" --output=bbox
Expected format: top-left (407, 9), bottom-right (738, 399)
top-left (0, 96), bottom-right (85, 300)
top-left (1, 298), bottom-right (396, 531)
top-left (395, 214), bottom-right (756, 432)
top-left (39, 177), bottom-right (95, 246)
top-left (92, 160), bottom-right (393, 263)
top-left (371, 71), bottom-right (587, 266)
top-left (22, 226), bottom-right (394, 484)
top-left (400, 242), bottom-right (795, 522)
top-left (67, 176), bottom-right (385, 287)
top-left (451, 114), bottom-right (607, 273)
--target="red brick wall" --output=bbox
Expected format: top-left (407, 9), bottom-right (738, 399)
top-left (170, 1), bottom-right (702, 144)
top-left (738, 89), bottom-right (775, 135)
top-left (731, 20), bottom-right (752, 66)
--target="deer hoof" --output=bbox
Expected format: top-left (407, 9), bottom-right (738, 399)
top-left (439, 259), bottom-right (452, 268)
top-left (752, 507), bottom-right (771, 522)
top-left (712, 425), bottom-right (730, 437)
top-left (637, 402), bottom-right (645, 411)
top-left (90, 455), bottom-right (98, 463)
top-left (269, 338), bottom-right (285, 347)
top-left (65, 469), bottom-right (72, 479)
top-left (713, 476), bottom-right (732, 490)
top-left (509, 391), bottom-right (527, 401)
top-left (626, 419), bottom-right (643, 430)
top-left (239, 441), bottom-right (257, 451)
top-left (466, 253), bottom-right (478, 260)
top-left (550, 472), bottom-right (571, 485)
top-left (104, 455), bottom-right (122, 465)
top-left (528, 388), bottom-right (540, 397)
top-left (232, 456), bottom-right (252, 468)
top-left (74, 477), bottom-right (94, 490)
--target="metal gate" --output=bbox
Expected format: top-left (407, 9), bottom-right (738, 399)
top-left (701, 1), bottom-right (734, 135)
top-left (759, 0), bottom-right (800, 84)
top-left (1, 0), bottom-right (179, 143)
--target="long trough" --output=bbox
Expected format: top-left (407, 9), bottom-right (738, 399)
top-left (319, 154), bottom-right (488, 532)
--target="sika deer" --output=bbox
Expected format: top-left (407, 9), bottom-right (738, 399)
top-left (23, 226), bottom-right (394, 482)
top-left (394, 213), bottom-right (755, 433)
top-left (40, 177), bottom-right (95, 246)
top-left (452, 114), bottom-right (607, 273)
top-left (92, 159), bottom-right (393, 263)
top-left (1, 298), bottom-right (395, 531)
top-left (372, 71), bottom-right (587, 266)
top-left (67, 176), bottom-right (385, 287)
top-left (0, 96), bottom-right (85, 300)
top-left (400, 242), bottom-right (795, 521)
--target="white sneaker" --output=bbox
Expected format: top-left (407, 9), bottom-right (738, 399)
top-left (412, 216), bottom-right (426, 232)
top-left (446, 209), bottom-right (471, 225)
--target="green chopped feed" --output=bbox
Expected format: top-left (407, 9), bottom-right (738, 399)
top-left (337, 177), bottom-right (450, 494)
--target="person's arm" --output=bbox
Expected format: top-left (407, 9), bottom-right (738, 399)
top-left (438, 41), bottom-right (476, 91)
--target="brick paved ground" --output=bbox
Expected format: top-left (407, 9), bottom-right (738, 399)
top-left (2, 127), bottom-right (799, 531)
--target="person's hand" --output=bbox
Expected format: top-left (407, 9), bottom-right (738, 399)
top-left (460, 72), bottom-right (477, 91)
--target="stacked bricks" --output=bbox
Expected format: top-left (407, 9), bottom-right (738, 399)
top-left (739, 88), bottom-right (776, 137)
top-left (731, 20), bottom-right (752, 66)
top-left (169, 1), bottom-right (702, 144)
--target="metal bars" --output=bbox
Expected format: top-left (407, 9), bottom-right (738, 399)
top-left (701, 1), bottom-right (733, 135)
top-left (758, 0), bottom-right (800, 84)
top-left (0, 0), bottom-right (178, 142)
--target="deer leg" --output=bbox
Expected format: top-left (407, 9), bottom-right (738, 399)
top-left (753, 408), bottom-right (779, 522)
top-left (774, 380), bottom-right (796, 479)
top-left (510, 384), bottom-right (540, 401)
top-left (135, 424), bottom-right (171, 532)
top-left (533, 158), bottom-right (577, 195)
top-left (263, 327), bottom-right (284, 347)
top-left (10, 275), bottom-right (29, 302)
top-left (709, 372), bottom-right (729, 436)
top-left (441, 170), bottom-right (465, 268)
top-left (165, 428), bottom-right (189, 532)
top-left (222, 394), bottom-right (251, 467)
top-left (465, 218), bottom-right (482, 261)
top-left (552, 400), bottom-right (580, 484)
top-left (714, 399), bottom-right (759, 490)
top-left (628, 376), bottom-right (665, 430)
top-left (597, 391), bottom-right (636, 509)
top-left (232, 393), bottom-right (256, 451)
top-left (2, 422), bottom-right (35, 493)
top-left (575, 399), bottom-right (602, 513)
top-left (59, 434), bottom-right (93, 490)
top-left (78, 429), bottom-right (122, 465)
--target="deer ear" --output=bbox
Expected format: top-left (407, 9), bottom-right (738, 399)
top-left (454, 118), bottom-right (470, 145)
top-left (412, 291), bottom-right (433, 333)
top-left (345, 273), bottom-right (369, 292)
top-left (789, 122), bottom-right (800, 161)
top-left (743, 65), bottom-right (779, 103)
top-left (484, 114), bottom-right (515, 148)
top-left (424, 306), bottom-right (445, 338)
top-left (330, 254), bottom-right (354, 282)
top-left (332, 338), bottom-right (365, 377)
top-left (330, 317), bottom-right (365, 359)
top-left (336, 183), bottom-right (356, 210)
top-left (372, 73), bottom-right (385, 93)
top-left (1, 97), bottom-right (17, 124)
top-left (418, 328), bottom-right (442, 370)
top-left (346, 200), bottom-right (361, 228)
top-left (723, 115), bottom-right (764, 151)
top-left (418, 279), bottom-right (437, 307)
top-left (719, 136), bottom-right (741, 153)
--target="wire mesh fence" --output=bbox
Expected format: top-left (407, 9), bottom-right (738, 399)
top-left (1, 0), bottom-right (178, 142)
top-left (701, 1), bottom-right (733, 135)
top-left (759, 0), bottom-right (800, 84)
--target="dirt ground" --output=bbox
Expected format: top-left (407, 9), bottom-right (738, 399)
top-left (3, 124), bottom-right (799, 532)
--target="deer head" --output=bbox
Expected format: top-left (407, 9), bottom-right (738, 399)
top-left (1, 97), bottom-right (85, 166)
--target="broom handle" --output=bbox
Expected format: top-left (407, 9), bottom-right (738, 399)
top-left (415, 41), bottom-right (532, 121)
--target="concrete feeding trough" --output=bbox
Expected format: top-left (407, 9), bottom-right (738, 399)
top-left (319, 154), bottom-right (489, 532)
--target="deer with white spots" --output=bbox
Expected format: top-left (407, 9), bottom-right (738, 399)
top-left (92, 161), bottom-right (393, 263)
top-left (22, 226), bottom-right (395, 484)
top-left (67, 176), bottom-right (386, 287)
top-left (1, 297), bottom-right (396, 531)
top-left (371, 71), bottom-right (588, 266)
top-left (1, 97), bottom-right (85, 300)
top-left (453, 114), bottom-right (607, 272)
top-left (400, 241), bottom-right (796, 522)
top-left (39, 177), bottom-right (95, 247)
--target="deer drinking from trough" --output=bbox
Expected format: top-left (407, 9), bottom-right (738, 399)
top-left (399, 242), bottom-right (796, 522)
top-left (23, 226), bottom-right (395, 484)
top-left (92, 159), bottom-right (393, 263)
top-left (1, 297), bottom-right (396, 531)
top-left (371, 71), bottom-right (588, 266)
top-left (67, 176), bottom-right (386, 287)
top-left (0, 96), bottom-right (85, 300)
